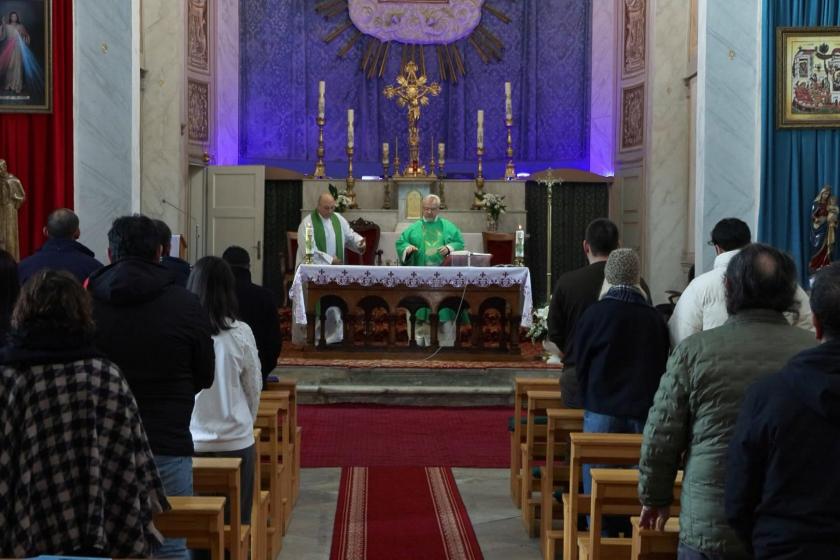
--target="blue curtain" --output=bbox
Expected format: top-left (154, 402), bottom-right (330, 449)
top-left (239, 0), bottom-right (591, 178)
top-left (760, 0), bottom-right (840, 285)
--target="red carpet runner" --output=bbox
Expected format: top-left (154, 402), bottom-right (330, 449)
top-left (331, 466), bottom-right (483, 560)
top-left (299, 405), bottom-right (509, 468)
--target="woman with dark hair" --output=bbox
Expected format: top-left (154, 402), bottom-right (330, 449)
top-left (0, 248), bottom-right (18, 343)
top-left (0, 270), bottom-right (169, 557)
top-left (187, 256), bottom-right (261, 524)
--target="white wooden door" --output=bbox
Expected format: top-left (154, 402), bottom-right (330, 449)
top-left (206, 165), bottom-right (265, 284)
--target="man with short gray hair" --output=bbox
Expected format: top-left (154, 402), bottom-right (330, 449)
top-left (18, 208), bottom-right (103, 284)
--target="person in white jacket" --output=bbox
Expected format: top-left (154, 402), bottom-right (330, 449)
top-left (188, 256), bottom-right (262, 523)
top-left (669, 218), bottom-right (813, 346)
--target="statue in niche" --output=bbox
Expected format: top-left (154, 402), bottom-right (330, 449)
top-left (0, 159), bottom-right (25, 261)
top-left (809, 184), bottom-right (839, 273)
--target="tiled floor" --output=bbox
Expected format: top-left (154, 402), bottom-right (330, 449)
top-left (277, 467), bottom-right (542, 560)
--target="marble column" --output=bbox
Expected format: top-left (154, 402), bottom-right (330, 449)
top-left (140, 0), bottom-right (187, 234)
top-left (74, 0), bottom-right (141, 261)
top-left (589, 0), bottom-right (616, 176)
top-left (215, 0), bottom-right (239, 165)
top-left (694, 0), bottom-right (763, 272)
top-left (646, 0), bottom-right (691, 299)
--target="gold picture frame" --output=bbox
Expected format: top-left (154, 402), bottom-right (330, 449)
top-left (0, 0), bottom-right (52, 113)
top-left (777, 26), bottom-right (840, 128)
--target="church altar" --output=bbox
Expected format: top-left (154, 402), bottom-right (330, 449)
top-left (290, 264), bottom-right (533, 357)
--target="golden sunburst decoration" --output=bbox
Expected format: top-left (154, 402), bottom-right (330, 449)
top-left (315, 0), bottom-right (511, 81)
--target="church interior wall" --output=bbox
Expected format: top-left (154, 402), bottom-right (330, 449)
top-left (74, 0), bottom-right (140, 262)
top-left (238, 0), bottom-right (592, 179)
top-left (589, 0), bottom-right (617, 177)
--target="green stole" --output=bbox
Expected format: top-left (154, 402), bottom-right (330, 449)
top-left (310, 210), bottom-right (343, 261)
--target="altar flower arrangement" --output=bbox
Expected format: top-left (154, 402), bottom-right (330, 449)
top-left (328, 183), bottom-right (352, 213)
top-left (525, 304), bottom-right (549, 343)
top-left (477, 192), bottom-right (507, 221)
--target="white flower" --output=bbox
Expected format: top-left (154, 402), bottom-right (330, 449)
top-left (525, 304), bottom-right (549, 342)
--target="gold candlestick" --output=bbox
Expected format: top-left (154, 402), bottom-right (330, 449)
top-left (473, 147), bottom-right (485, 209)
top-left (382, 158), bottom-right (392, 209)
top-left (505, 117), bottom-right (515, 180)
top-left (313, 116), bottom-right (326, 178)
top-left (346, 146), bottom-right (358, 208)
top-left (437, 156), bottom-right (447, 209)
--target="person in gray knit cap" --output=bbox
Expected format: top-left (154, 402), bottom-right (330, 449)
top-left (570, 247), bottom-right (669, 535)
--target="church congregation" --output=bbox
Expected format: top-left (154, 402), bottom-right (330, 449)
top-left (3, 1), bottom-right (840, 559)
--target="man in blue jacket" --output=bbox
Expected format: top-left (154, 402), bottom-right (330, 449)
top-left (726, 261), bottom-right (840, 560)
top-left (18, 208), bottom-right (102, 284)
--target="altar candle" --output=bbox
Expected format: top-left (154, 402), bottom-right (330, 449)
top-left (304, 221), bottom-right (314, 254)
top-left (505, 81), bottom-right (512, 120)
top-left (477, 110), bottom-right (484, 149)
top-left (382, 142), bottom-right (389, 162)
top-left (318, 80), bottom-right (325, 118)
top-left (515, 224), bottom-right (525, 258)
top-left (438, 142), bottom-right (445, 162)
top-left (347, 109), bottom-right (354, 148)
top-left (395, 137), bottom-right (399, 159)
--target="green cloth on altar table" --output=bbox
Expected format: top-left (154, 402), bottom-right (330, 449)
top-left (395, 217), bottom-right (467, 323)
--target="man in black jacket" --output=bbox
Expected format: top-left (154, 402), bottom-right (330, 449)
top-left (725, 262), bottom-right (840, 560)
top-left (222, 245), bottom-right (281, 383)
top-left (88, 214), bottom-right (214, 560)
top-left (18, 208), bottom-right (103, 284)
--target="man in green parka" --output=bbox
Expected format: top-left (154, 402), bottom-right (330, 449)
top-left (396, 194), bottom-right (464, 346)
top-left (637, 244), bottom-right (816, 560)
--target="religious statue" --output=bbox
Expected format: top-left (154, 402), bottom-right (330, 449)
top-left (0, 159), bottom-right (25, 261)
top-left (384, 61), bottom-right (441, 177)
top-left (809, 184), bottom-right (838, 273)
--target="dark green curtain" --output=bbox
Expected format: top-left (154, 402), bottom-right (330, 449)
top-left (525, 181), bottom-right (609, 306)
top-left (760, 1), bottom-right (840, 284)
top-left (263, 180), bottom-right (303, 301)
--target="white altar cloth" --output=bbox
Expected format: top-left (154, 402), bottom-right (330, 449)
top-left (289, 264), bottom-right (533, 328)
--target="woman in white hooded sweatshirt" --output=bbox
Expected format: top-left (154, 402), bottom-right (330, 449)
top-left (188, 256), bottom-right (262, 523)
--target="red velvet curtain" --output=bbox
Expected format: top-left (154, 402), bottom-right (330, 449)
top-left (0, 0), bottom-right (73, 259)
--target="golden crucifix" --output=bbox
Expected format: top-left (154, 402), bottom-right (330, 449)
top-left (384, 61), bottom-right (441, 177)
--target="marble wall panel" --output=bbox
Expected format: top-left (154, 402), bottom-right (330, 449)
top-left (646, 0), bottom-right (691, 299)
top-left (590, 0), bottom-right (616, 175)
top-left (74, 0), bottom-right (138, 261)
top-left (695, 0), bottom-right (762, 272)
top-left (215, 0), bottom-right (239, 165)
top-left (140, 0), bottom-right (186, 233)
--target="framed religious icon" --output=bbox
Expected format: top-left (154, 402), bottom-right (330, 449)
top-left (0, 0), bottom-right (51, 113)
top-left (777, 26), bottom-right (840, 128)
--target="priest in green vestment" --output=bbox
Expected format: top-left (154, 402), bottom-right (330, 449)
top-left (395, 194), bottom-right (465, 346)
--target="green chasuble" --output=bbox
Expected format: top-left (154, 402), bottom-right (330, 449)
top-left (395, 217), bottom-right (466, 322)
top-left (311, 210), bottom-right (344, 261)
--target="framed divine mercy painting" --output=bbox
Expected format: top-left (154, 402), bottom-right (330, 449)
top-left (0, 0), bottom-right (51, 113)
top-left (777, 26), bottom-right (840, 128)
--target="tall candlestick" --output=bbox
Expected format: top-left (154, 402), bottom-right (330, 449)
top-left (438, 142), bottom-right (445, 163)
top-left (318, 80), bottom-right (325, 118)
top-left (429, 136), bottom-right (436, 177)
top-left (347, 109), bottom-right (354, 148)
top-left (394, 136), bottom-right (401, 176)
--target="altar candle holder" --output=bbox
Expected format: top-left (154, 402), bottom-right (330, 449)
top-left (514, 224), bottom-right (525, 266)
top-left (437, 155), bottom-right (447, 209)
top-left (345, 146), bottom-right (358, 208)
top-left (473, 147), bottom-right (485, 210)
top-left (313, 116), bottom-right (326, 179)
top-left (382, 155), bottom-right (392, 210)
top-left (505, 117), bottom-right (516, 181)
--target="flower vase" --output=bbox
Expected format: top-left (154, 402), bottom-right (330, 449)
top-left (486, 216), bottom-right (498, 232)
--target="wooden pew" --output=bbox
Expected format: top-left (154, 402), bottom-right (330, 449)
top-left (630, 516), bottom-right (680, 560)
top-left (154, 496), bottom-right (226, 560)
top-left (540, 408), bottom-right (585, 560)
top-left (579, 469), bottom-right (681, 560)
top-left (510, 377), bottom-right (561, 508)
top-left (264, 379), bottom-right (301, 505)
top-left (259, 389), bottom-right (294, 526)
top-left (521, 389), bottom-right (564, 536)
top-left (255, 398), bottom-right (286, 558)
top-left (562, 433), bottom-right (644, 560)
top-left (192, 457), bottom-right (250, 560)
top-left (252, 428), bottom-right (271, 560)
